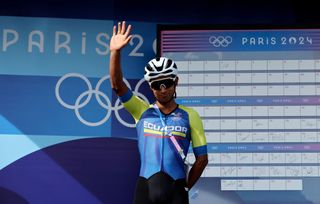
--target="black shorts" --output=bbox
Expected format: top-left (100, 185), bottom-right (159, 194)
top-left (133, 172), bottom-right (189, 204)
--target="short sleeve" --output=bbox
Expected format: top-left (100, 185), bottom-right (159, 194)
top-left (119, 89), bottom-right (149, 123)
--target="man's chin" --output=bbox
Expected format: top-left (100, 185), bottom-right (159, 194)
top-left (157, 97), bottom-right (172, 105)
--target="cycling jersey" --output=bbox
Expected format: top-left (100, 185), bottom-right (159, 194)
top-left (120, 89), bottom-right (207, 180)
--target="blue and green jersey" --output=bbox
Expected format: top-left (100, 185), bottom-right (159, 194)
top-left (120, 89), bottom-right (207, 180)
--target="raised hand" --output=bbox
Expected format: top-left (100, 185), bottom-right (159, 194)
top-left (110, 21), bottom-right (132, 52)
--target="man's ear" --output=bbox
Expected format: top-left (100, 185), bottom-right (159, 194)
top-left (174, 77), bottom-right (179, 86)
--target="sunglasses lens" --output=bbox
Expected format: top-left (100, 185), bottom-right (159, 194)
top-left (151, 79), bottom-right (174, 90)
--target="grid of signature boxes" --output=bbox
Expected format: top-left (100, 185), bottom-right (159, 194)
top-left (180, 59), bottom-right (320, 191)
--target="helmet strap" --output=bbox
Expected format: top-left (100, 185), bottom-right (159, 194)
top-left (173, 81), bottom-right (177, 99)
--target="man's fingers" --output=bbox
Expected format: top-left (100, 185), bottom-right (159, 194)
top-left (121, 21), bottom-right (126, 34)
top-left (124, 24), bottom-right (132, 37)
top-left (117, 22), bottom-right (121, 34)
top-left (113, 25), bottom-right (116, 36)
top-left (115, 21), bottom-right (132, 39)
top-left (125, 35), bottom-right (133, 44)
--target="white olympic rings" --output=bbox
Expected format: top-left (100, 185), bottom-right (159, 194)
top-left (208, 35), bottom-right (232, 47)
top-left (55, 73), bottom-right (149, 127)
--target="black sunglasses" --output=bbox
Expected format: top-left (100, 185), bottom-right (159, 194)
top-left (150, 79), bottom-right (175, 90)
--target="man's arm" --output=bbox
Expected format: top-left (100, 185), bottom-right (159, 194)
top-left (186, 154), bottom-right (208, 189)
top-left (109, 21), bottom-right (132, 96)
top-left (182, 107), bottom-right (208, 189)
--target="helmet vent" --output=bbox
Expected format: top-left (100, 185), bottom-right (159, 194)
top-left (166, 59), bottom-right (172, 67)
top-left (146, 64), bottom-right (153, 71)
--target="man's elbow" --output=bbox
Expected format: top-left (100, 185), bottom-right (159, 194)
top-left (197, 155), bottom-right (208, 167)
top-left (111, 82), bottom-right (128, 96)
top-left (203, 157), bottom-right (208, 167)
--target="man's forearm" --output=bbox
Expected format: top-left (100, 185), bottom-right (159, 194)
top-left (186, 154), bottom-right (208, 189)
top-left (109, 50), bottom-right (127, 96)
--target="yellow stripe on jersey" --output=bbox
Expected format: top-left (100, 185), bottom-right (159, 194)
top-left (171, 131), bottom-right (186, 137)
top-left (144, 128), bottom-right (162, 135)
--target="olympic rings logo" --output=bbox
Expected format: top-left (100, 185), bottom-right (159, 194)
top-left (208, 36), bottom-right (232, 47)
top-left (55, 73), bottom-right (149, 127)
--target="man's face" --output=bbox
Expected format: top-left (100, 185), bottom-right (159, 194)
top-left (150, 77), bottom-right (178, 104)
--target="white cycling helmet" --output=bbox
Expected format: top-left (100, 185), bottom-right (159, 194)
top-left (144, 57), bottom-right (178, 83)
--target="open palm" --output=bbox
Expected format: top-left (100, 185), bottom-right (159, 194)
top-left (110, 21), bottom-right (132, 51)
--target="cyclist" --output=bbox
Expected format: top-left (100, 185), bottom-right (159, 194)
top-left (109, 21), bottom-right (208, 204)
